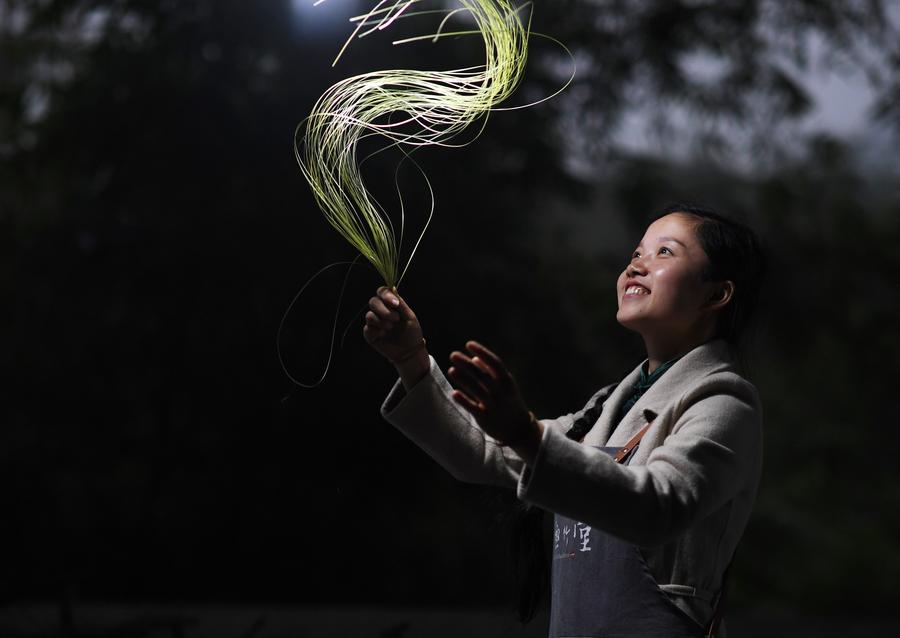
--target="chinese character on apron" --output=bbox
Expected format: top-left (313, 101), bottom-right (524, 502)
top-left (549, 443), bottom-right (707, 638)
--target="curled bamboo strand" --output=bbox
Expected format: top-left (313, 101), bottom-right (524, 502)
top-left (296, 0), bottom-right (533, 288)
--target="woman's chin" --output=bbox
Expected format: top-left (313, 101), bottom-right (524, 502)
top-left (615, 312), bottom-right (644, 332)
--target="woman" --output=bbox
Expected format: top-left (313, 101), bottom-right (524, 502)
top-left (363, 204), bottom-right (766, 637)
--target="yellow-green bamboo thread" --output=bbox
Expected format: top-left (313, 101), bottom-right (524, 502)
top-left (296, 0), bottom-right (533, 289)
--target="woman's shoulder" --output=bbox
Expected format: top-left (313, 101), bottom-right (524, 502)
top-left (661, 339), bottom-right (762, 417)
top-left (677, 339), bottom-right (756, 385)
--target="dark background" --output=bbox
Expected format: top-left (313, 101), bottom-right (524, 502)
top-left (3, 0), bottom-right (900, 635)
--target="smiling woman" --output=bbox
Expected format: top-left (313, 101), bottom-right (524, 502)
top-left (617, 210), bottom-right (738, 374)
top-left (364, 203), bottom-right (767, 638)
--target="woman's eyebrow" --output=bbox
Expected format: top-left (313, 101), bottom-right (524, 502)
top-left (658, 236), bottom-right (687, 247)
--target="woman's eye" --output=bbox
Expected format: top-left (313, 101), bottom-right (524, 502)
top-left (659, 246), bottom-right (673, 255)
top-left (631, 250), bottom-right (641, 259)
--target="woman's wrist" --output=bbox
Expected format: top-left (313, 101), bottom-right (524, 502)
top-left (506, 411), bottom-right (544, 464)
top-left (396, 345), bottom-right (430, 391)
top-left (391, 337), bottom-right (427, 365)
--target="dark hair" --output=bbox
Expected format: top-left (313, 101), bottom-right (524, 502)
top-left (652, 203), bottom-right (767, 359)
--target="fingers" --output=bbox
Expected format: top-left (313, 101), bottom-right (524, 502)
top-left (466, 341), bottom-right (514, 391)
top-left (449, 344), bottom-right (513, 410)
top-left (377, 286), bottom-right (416, 322)
top-left (369, 294), bottom-right (400, 324)
top-left (364, 310), bottom-right (389, 336)
top-left (449, 350), bottom-right (499, 385)
top-left (362, 323), bottom-right (385, 343)
top-left (466, 341), bottom-right (506, 372)
top-left (448, 362), bottom-right (490, 403)
top-left (451, 389), bottom-right (485, 416)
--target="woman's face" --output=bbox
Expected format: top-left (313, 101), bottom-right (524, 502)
top-left (616, 213), bottom-right (719, 342)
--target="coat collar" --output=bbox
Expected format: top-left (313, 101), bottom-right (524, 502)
top-left (582, 338), bottom-right (738, 446)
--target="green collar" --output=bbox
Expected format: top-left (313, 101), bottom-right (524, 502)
top-left (638, 357), bottom-right (681, 390)
top-left (615, 355), bottom-right (683, 426)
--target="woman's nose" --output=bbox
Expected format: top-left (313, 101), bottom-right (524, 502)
top-left (627, 258), bottom-right (648, 277)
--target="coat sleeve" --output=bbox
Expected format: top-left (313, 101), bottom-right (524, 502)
top-left (380, 355), bottom-right (617, 488)
top-left (517, 373), bottom-right (763, 547)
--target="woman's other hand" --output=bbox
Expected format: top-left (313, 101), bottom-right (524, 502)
top-left (364, 286), bottom-right (429, 389)
top-left (448, 341), bottom-right (543, 462)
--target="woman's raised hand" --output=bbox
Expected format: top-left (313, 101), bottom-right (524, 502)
top-left (364, 286), bottom-right (427, 369)
top-left (448, 341), bottom-right (542, 460)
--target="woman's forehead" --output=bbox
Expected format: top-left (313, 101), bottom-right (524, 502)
top-left (640, 213), bottom-right (700, 245)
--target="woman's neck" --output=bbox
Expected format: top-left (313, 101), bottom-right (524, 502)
top-left (646, 352), bottom-right (681, 375)
top-left (643, 327), bottom-right (716, 373)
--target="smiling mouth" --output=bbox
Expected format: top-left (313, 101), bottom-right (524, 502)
top-left (625, 285), bottom-right (650, 296)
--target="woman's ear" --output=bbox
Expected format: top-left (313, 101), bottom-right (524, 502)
top-left (706, 281), bottom-right (735, 311)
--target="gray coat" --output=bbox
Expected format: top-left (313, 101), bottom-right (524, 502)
top-left (380, 338), bottom-right (763, 627)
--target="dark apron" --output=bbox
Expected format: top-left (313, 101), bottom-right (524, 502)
top-left (549, 445), bottom-right (706, 638)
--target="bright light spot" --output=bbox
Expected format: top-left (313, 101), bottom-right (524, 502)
top-left (81, 7), bottom-right (111, 45)
top-left (679, 51), bottom-right (730, 85)
top-left (291, 0), bottom-right (360, 38)
top-left (22, 84), bottom-right (50, 124)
